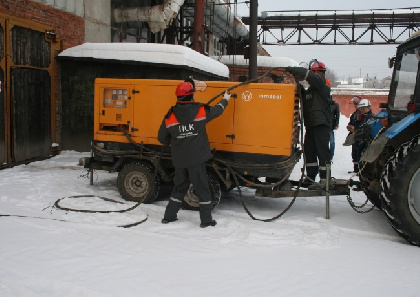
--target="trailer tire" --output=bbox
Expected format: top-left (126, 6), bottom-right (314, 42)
top-left (117, 162), bottom-right (160, 203)
top-left (220, 183), bottom-right (236, 193)
top-left (380, 135), bottom-right (420, 246)
top-left (182, 172), bottom-right (221, 211)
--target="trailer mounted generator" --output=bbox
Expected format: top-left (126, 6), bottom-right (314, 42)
top-left (81, 78), bottom-right (301, 209)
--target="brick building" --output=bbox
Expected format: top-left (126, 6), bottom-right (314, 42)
top-left (214, 55), bottom-right (299, 84)
top-left (332, 89), bottom-right (389, 118)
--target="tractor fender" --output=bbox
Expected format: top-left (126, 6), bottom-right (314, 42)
top-left (361, 113), bottom-right (420, 163)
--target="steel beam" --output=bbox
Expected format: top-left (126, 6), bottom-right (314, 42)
top-left (242, 8), bottom-right (420, 45)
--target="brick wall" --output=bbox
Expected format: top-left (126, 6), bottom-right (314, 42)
top-left (333, 94), bottom-right (388, 118)
top-left (0, 0), bottom-right (85, 50)
top-left (228, 65), bottom-right (297, 84)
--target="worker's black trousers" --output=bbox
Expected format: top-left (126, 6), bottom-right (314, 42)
top-left (304, 124), bottom-right (331, 180)
top-left (352, 141), bottom-right (368, 173)
top-left (164, 163), bottom-right (213, 224)
top-left (351, 143), bottom-right (360, 172)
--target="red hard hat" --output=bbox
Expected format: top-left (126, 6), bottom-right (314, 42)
top-left (175, 82), bottom-right (195, 97)
top-left (309, 60), bottom-right (326, 72)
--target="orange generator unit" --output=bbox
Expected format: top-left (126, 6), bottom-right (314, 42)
top-left (82, 78), bottom-right (301, 209)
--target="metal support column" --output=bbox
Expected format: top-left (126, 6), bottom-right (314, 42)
top-left (326, 162), bottom-right (331, 219)
top-left (249, 0), bottom-right (258, 79)
top-left (89, 148), bottom-right (94, 186)
top-left (193, 0), bottom-right (205, 54)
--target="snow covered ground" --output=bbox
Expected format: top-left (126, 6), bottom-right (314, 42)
top-left (1, 118), bottom-right (420, 297)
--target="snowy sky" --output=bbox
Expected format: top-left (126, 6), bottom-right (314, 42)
top-left (1, 117), bottom-right (420, 296)
top-left (234, 0), bottom-right (420, 79)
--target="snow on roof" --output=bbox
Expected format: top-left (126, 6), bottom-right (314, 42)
top-left (212, 55), bottom-right (300, 68)
top-left (58, 43), bottom-right (229, 78)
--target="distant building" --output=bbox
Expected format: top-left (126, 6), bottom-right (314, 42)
top-left (332, 88), bottom-right (389, 117)
top-left (364, 74), bottom-right (379, 88)
top-left (336, 78), bottom-right (363, 88)
top-left (336, 75), bottom-right (390, 89)
top-left (381, 76), bottom-right (392, 89)
top-left (212, 55), bottom-right (298, 83)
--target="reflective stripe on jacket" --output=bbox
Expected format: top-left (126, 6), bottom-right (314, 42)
top-left (164, 105), bottom-right (206, 128)
top-left (158, 99), bottom-right (228, 168)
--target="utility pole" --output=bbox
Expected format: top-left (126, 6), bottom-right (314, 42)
top-left (249, 0), bottom-right (258, 80)
top-left (193, 0), bottom-right (205, 54)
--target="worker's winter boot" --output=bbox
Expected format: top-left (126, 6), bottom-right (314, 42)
top-left (200, 220), bottom-right (217, 228)
top-left (301, 177), bottom-right (315, 188)
top-left (353, 163), bottom-right (359, 173)
top-left (199, 203), bottom-right (213, 225)
top-left (162, 197), bottom-right (182, 224)
top-left (161, 217), bottom-right (178, 224)
top-left (308, 179), bottom-right (327, 190)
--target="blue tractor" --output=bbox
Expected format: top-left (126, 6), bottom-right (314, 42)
top-left (359, 31), bottom-right (420, 246)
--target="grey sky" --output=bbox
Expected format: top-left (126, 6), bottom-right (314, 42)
top-left (235, 1), bottom-right (420, 80)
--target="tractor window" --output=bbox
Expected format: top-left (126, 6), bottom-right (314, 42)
top-left (391, 47), bottom-right (420, 109)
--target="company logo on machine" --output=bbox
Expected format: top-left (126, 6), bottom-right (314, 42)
top-left (242, 91), bottom-right (282, 101)
top-left (242, 91), bottom-right (253, 101)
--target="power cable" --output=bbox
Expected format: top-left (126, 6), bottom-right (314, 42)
top-left (0, 195), bottom-right (148, 228)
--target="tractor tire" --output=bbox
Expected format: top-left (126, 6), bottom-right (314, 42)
top-left (359, 161), bottom-right (382, 209)
top-left (363, 187), bottom-right (382, 209)
top-left (117, 162), bottom-right (160, 203)
top-left (182, 172), bottom-right (221, 211)
top-left (380, 135), bottom-right (420, 246)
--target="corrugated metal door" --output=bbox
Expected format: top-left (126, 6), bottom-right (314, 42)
top-left (0, 13), bottom-right (59, 166)
top-left (10, 26), bottom-right (52, 162)
top-left (11, 68), bottom-right (51, 161)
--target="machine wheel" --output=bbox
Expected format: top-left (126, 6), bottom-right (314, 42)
top-left (380, 135), bottom-right (420, 246)
top-left (220, 182), bottom-right (236, 193)
top-left (182, 172), bottom-right (221, 211)
top-left (359, 161), bottom-right (382, 209)
top-left (118, 162), bottom-right (160, 203)
top-left (363, 188), bottom-right (382, 209)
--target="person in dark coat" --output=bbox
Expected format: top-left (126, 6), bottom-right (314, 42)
top-left (287, 59), bottom-right (333, 188)
top-left (330, 99), bottom-right (340, 159)
top-left (158, 79), bottom-right (231, 228)
top-left (351, 98), bottom-right (373, 174)
top-left (346, 96), bottom-right (362, 173)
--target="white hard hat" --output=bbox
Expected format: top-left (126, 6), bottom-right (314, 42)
top-left (358, 99), bottom-right (371, 108)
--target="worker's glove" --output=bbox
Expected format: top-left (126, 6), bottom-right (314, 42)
top-left (223, 91), bottom-right (231, 101)
top-left (285, 67), bottom-right (308, 81)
